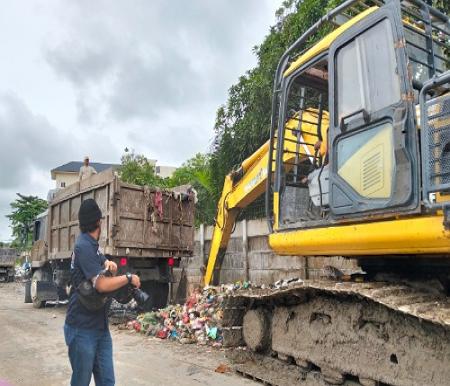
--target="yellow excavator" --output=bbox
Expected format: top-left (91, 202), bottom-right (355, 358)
top-left (204, 1), bottom-right (450, 385)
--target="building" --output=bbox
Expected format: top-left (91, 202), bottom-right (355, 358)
top-left (138, 159), bottom-right (177, 179)
top-left (51, 161), bottom-right (120, 189)
top-left (155, 165), bottom-right (177, 178)
top-left (51, 159), bottom-right (177, 190)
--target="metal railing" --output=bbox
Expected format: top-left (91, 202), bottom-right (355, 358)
top-left (419, 71), bottom-right (450, 209)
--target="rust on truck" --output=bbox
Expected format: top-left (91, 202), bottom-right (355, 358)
top-left (47, 169), bottom-right (194, 260)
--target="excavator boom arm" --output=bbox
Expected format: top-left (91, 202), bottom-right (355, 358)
top-left (204, 141), bottom-right (270, 285)
top-left (204, 111), bottom-right (326, 285)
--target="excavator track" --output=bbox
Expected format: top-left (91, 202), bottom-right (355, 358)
top-left (221, 280), bottom-right (450, 386)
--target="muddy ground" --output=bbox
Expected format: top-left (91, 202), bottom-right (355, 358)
top-left (0, 282), bottom-right (256, 386)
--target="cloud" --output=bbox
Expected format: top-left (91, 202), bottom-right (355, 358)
top-left (0, 93), bottom-right (71, 188)
top-left (44, 0), bottom-right (275, 122)
top-left (0, 94), bottom-right (121, 240)
top-left (0, 0), bottom-right (278, 241)
top-left (0, 94), bottom-right (70, 240)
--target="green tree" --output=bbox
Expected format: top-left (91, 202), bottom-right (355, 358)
top-left (431, 0), bottom-right (449, 14)
top-left (210, 0), bottom-right (339, 204)
top-left (7, 194), bottom-right (47, 251)
top-left (119, 150), bottom-right (168, 187)
top-left (168, 153), bottom-right (216, 225)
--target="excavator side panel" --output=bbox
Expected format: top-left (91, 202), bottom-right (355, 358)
top-left (269, 214), bottom-right (450, 256)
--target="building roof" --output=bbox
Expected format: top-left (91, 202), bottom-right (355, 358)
top-left (51, 161), bottom-right (120, 179)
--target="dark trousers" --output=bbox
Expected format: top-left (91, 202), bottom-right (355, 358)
top-left (64, 324), bottom-right (115, 386)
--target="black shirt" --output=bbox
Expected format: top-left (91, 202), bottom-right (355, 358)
top-left (65, 233), bottom-right (110, 330)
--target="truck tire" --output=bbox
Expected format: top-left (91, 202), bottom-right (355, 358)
top-left (31, 269), bottom-right (51, 308)
top-left (141, 281), bottom-right (169, 311)
top-left (24, 280), bottom-right (32, 303)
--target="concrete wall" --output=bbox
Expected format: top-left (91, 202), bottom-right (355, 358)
top-left (172, 218), bottom-right (357, 302)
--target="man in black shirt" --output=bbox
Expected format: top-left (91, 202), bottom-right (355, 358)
top-left (64, 199), bottom-right (140, 386)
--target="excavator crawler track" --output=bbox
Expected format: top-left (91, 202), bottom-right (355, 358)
top-left (222, 280), bottom-right (450, 386)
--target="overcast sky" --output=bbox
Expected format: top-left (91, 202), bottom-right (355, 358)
top-left (0, 0), bottom-right (279, 241)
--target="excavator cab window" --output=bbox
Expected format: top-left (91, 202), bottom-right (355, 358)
top-left (336, 18), bottom-right (401, 127)
top-left (277, 58), bottom-right (330, 228)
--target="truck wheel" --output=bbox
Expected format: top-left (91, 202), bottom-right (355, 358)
top-left (31, 269), bottom-right (50, 308)
top-left (141, 281), bottom-right (169, 311)
top-left (24, 280), bottom-right (32, 303)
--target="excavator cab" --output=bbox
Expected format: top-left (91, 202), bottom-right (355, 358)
top-left (270, 0), bottom-right (450, 232)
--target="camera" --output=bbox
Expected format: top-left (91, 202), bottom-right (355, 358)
top-left (112, 284), bottom-right (151, 309)
top-left (132, 288), bottom-right (150, 306)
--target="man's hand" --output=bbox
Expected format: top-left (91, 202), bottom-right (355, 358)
top-left (314, 140), bottom-right (322, 152)
top-left (131, 274), bottom-right (141, 288)
top-left (104, 260), bottom-right (118, 275)
top-left (96, 273), bottom-right (140, 293)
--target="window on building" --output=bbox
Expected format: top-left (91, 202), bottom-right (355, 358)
top-left (60, 182), bottom-right (66, 188)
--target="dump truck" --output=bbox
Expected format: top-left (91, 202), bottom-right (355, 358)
top-left (27, 169), bottom-right (195, 309)
top-left (204, 0), bottom-right (450, 385)
top-left (0, 248), bottom-right (17, 282)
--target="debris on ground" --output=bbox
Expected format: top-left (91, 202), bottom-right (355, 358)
top-left (117, 278), bottom-right (309, 347)
top-left (273, 277), bottom-right (303, 289)
top-left (109, 299), bottom-right (139, 325)
top-left (214, 364), bottom-right (231, 373)
top-left (125, 282), bottom-right (256, 346)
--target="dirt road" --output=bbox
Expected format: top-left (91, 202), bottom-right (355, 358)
top-left (0, 283), bottom-right (255, 386)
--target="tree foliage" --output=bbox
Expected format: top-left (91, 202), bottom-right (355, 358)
top-left (119, 150), bottom-right (168, 187)
top-left (7, 194), bottom-right (47, 250)
top-left (210, 0), bottom-right (340, 200)
top-left (431, 0), bottom-right (449, 14)
top-left (168, 153), bottom-right (216, 224)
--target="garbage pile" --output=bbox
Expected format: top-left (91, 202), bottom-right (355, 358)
top-left (126, 282), bottom-right (252, 346)
top-left (109, 299), bottom-right (139, 325)
top-left (123, 278), bottom-right (307, 346)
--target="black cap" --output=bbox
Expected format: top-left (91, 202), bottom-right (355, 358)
top-left (78, 199), bottom-right (102, 227)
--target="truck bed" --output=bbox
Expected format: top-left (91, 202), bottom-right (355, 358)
top-left (0, 249), bottom-right (17, 267)
top-left (46, 169), bottom-right (195, 261)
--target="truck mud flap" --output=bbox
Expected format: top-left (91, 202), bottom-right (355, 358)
top-left (36, 281), bottom-right (58, 301)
